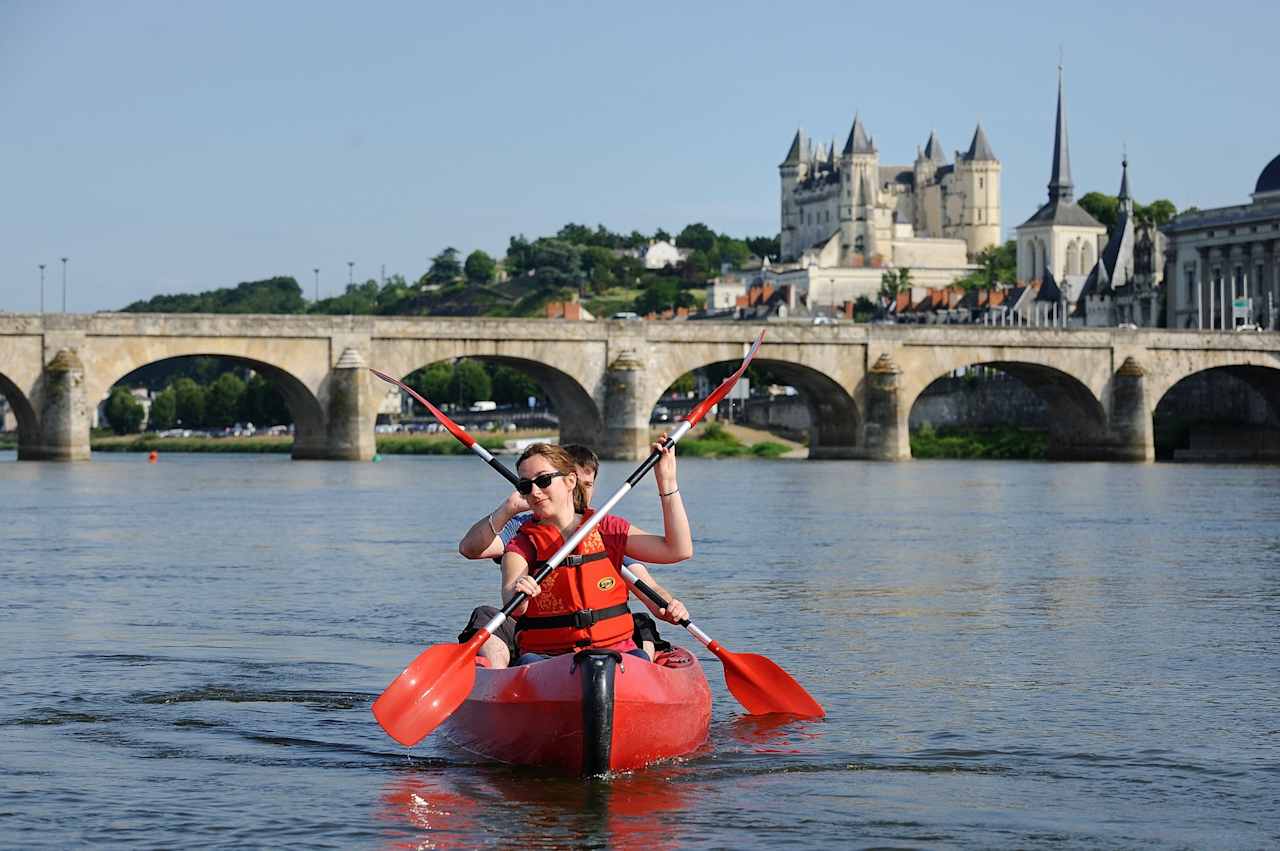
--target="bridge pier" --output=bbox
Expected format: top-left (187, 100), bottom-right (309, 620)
top-left (600, 350), bottom-right (649, 461)
top-left (293, 346), bottom-right (376, 461)
top-left (22, 349), bottom-right (91, 461)
top-left (861, 353), bottom-right (910, 461)
top-left (1105, 357), bottom-right (1155, 461)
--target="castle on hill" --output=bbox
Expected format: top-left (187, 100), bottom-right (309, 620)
top-left (779, 117), bottom-right (1002, 266)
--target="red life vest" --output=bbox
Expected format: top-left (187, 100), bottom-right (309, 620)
top-left (514, 510), bottom-right (633, 655)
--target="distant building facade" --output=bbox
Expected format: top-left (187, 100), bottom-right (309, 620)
top-left (1163, 152), bottom-right (1280, 330)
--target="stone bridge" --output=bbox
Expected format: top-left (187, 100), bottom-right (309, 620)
top-left (1, 313), bottom-right (1278, 461)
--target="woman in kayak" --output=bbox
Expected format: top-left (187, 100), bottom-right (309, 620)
top-left (502, 439), bottom-right (691, 666)
top-left (457, 443), bottom-right (680, 667)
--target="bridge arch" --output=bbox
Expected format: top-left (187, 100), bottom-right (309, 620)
top-left (1149, 353), bottom-right (1280, 460)
top-left (0, 370), bottom-right (38, 456)
top-left (95, 350), bottom-right (327, 455)
top-left (645, 343), bottom-right (862, 458)
top-left (380, 354), bottom-right (605, 447)
top-left (900, 352), bottom-right (1109, 460)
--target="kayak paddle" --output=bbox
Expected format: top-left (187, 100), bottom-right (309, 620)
top-left (619, 565), bottom-right (824, 717)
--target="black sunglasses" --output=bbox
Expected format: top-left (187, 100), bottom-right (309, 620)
top-left (515, 471), bottom-right (565, 495)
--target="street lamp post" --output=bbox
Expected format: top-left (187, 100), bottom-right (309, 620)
top-left (60, 257), bottom-right (68, 313)
top-left (347, 261), bottom-right (354, 287)
top-left (313, 267), bottom-right (320, 303)
top-left (39, 264), bottom-right (46, 314)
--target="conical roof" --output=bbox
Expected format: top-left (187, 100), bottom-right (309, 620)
top-left (963, 123), bottom-right (996, 161)
top-left (923, 130), bottom-right (945, 163)
top-left (842, 114), bottom-right (875, 155)
top-left (782, 129), bottom-right (806, 166)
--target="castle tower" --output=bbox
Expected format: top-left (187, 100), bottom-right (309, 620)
top-left (840, 114), bottom-right (879, 262)
top-left (779, 128), bottom-right (809, 260)
top-left (913, 129), bottom-right (946, 237)
top-left (955, 123), bottom-right (1001, 259)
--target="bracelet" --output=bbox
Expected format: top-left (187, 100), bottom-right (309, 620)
top-left (659, 487), bottom-right (679, 498)
top-left (486, 512), bottom-right (499, 536)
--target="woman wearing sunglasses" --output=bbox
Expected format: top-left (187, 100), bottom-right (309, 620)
top-left (500, 438), bottom-right (691, 666)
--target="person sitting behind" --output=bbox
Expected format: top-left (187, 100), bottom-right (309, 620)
top-left (496, 439), bottom-right (690, 667)
top-left (456, 444), bottom-right (685, 668)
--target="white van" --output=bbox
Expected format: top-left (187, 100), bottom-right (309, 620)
top-left (469, 400), bottom-right (498, 412)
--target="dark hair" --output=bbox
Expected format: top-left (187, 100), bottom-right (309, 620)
top-left (516, 443), bottom-right (587, 513)
top-left (562, 444), bottom-right (599, 475)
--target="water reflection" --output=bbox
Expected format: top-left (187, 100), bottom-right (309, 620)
top-left (380, 767), bottom-right (695, 850)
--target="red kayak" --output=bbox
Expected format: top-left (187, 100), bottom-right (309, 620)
top-left (441, 646), bottom-right (712, 775)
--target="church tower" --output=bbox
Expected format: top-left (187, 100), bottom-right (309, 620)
top-left (1015, 69), bottom-right (1105, 283)
top-left (778, 129), bottom-right (809, 261)
top-left (955, 123), bottom-right (1001, 259)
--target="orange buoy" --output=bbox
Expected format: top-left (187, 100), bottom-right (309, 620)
top-left (148, 450), bottom-right (158, 463)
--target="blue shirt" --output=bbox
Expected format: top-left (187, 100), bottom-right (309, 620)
top-left (499, 511), bottom-right (638, 567)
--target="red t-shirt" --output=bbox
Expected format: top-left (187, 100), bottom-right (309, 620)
top-left (505, 514), bottom-right (631, 567)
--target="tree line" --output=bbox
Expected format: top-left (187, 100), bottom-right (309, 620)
top-left (103, 370), bottom-right (291, 435)
top-left (121, 223), bottom-right (781, 320)
top-left (102, 357), bottom-right (550, 434)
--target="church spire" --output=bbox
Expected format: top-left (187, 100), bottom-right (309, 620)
top-left (1117, 153), bottom-right (1133, 213)
top-left (1048, 67), bottom-right (1074, 204)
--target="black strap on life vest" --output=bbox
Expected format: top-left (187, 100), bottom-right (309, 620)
top-left (518, 602), bottom-right (631, 632)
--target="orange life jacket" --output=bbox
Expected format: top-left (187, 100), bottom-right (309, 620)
top-left (514, 509), bottom-right (633, 655)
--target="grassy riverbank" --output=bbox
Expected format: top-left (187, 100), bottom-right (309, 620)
top-left (910, 424), bottom-right (1047, 459)
top-left (87, 433), bottom-right (510, 455)
top-left (676, 422), bottom-right (790, 459)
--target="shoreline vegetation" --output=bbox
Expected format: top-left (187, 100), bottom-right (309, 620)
top-left (909, 424), bottom-right (1047, 459)
top-left (1, 424), bottom-right (1050, 459)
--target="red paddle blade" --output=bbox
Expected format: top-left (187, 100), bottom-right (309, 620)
top-left (371, 632), bottom-right (487, 746)
top-left (368, 367), bottom-right (476, 448)
top-left (712, 644), bottom-right (825, 718)
top-left (684, 331), bottom-right (764, 428)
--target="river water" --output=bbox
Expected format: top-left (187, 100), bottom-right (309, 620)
top-left (2, 452), bottom-right (1279, 849)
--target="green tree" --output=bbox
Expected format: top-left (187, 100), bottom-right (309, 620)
top-left (675, 223), bottom-right (717, 253)
top-left (239, 374), bottom-right (291, 426)
top-left (581, 246), bottom-right (617, 294)
top-left (880, 267), bottom-right (912, 299)
top-left (956, 240), bottom-right (1018, 290)
top-left (122, 277), bottom-right (306, 314)
top-left (1137, 198), bottom-right (1177, 227)
top-left (427, 248), bottom-right (463, 286)
top-left (746, 235), bottom-right (781, 261)
top-left (1078, 191), bottom-right (1120, 232)
top-left (633, 278), bottom-right (692, 314)
top-left (173, 378), bottom-right (206, 427)
top-left (716, 237), bottom-right (752, 270)
top-left (149, 386), bottom-right (177, 430)
top-left (489, 364), bottom-right (541, 406)
top-left (406, 361), bottom-right (453, 405)
top-left (447, 359), bottom-right (492, 407)
top-left (464, 250), bottom-right (497, 286)
top-left (105, 387), bottom-right (145, 435)
top-left (206, 372), bottom-right (246, 427)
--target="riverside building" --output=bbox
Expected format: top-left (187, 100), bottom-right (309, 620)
top-left (1162, 152), bottom-right (1280, 330)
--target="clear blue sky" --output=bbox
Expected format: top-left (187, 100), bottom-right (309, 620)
top-left (3, 0), bottom-right (1277, 312)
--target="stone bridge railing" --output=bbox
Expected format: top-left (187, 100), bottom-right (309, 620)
top-left (1, 313), bottom-right (1278, 461)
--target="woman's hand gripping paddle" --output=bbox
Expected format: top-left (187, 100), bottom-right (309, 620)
top-left (368, 332), bottom-right (814, 745)
top-left (620, 566), bottom-right (824, 717)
